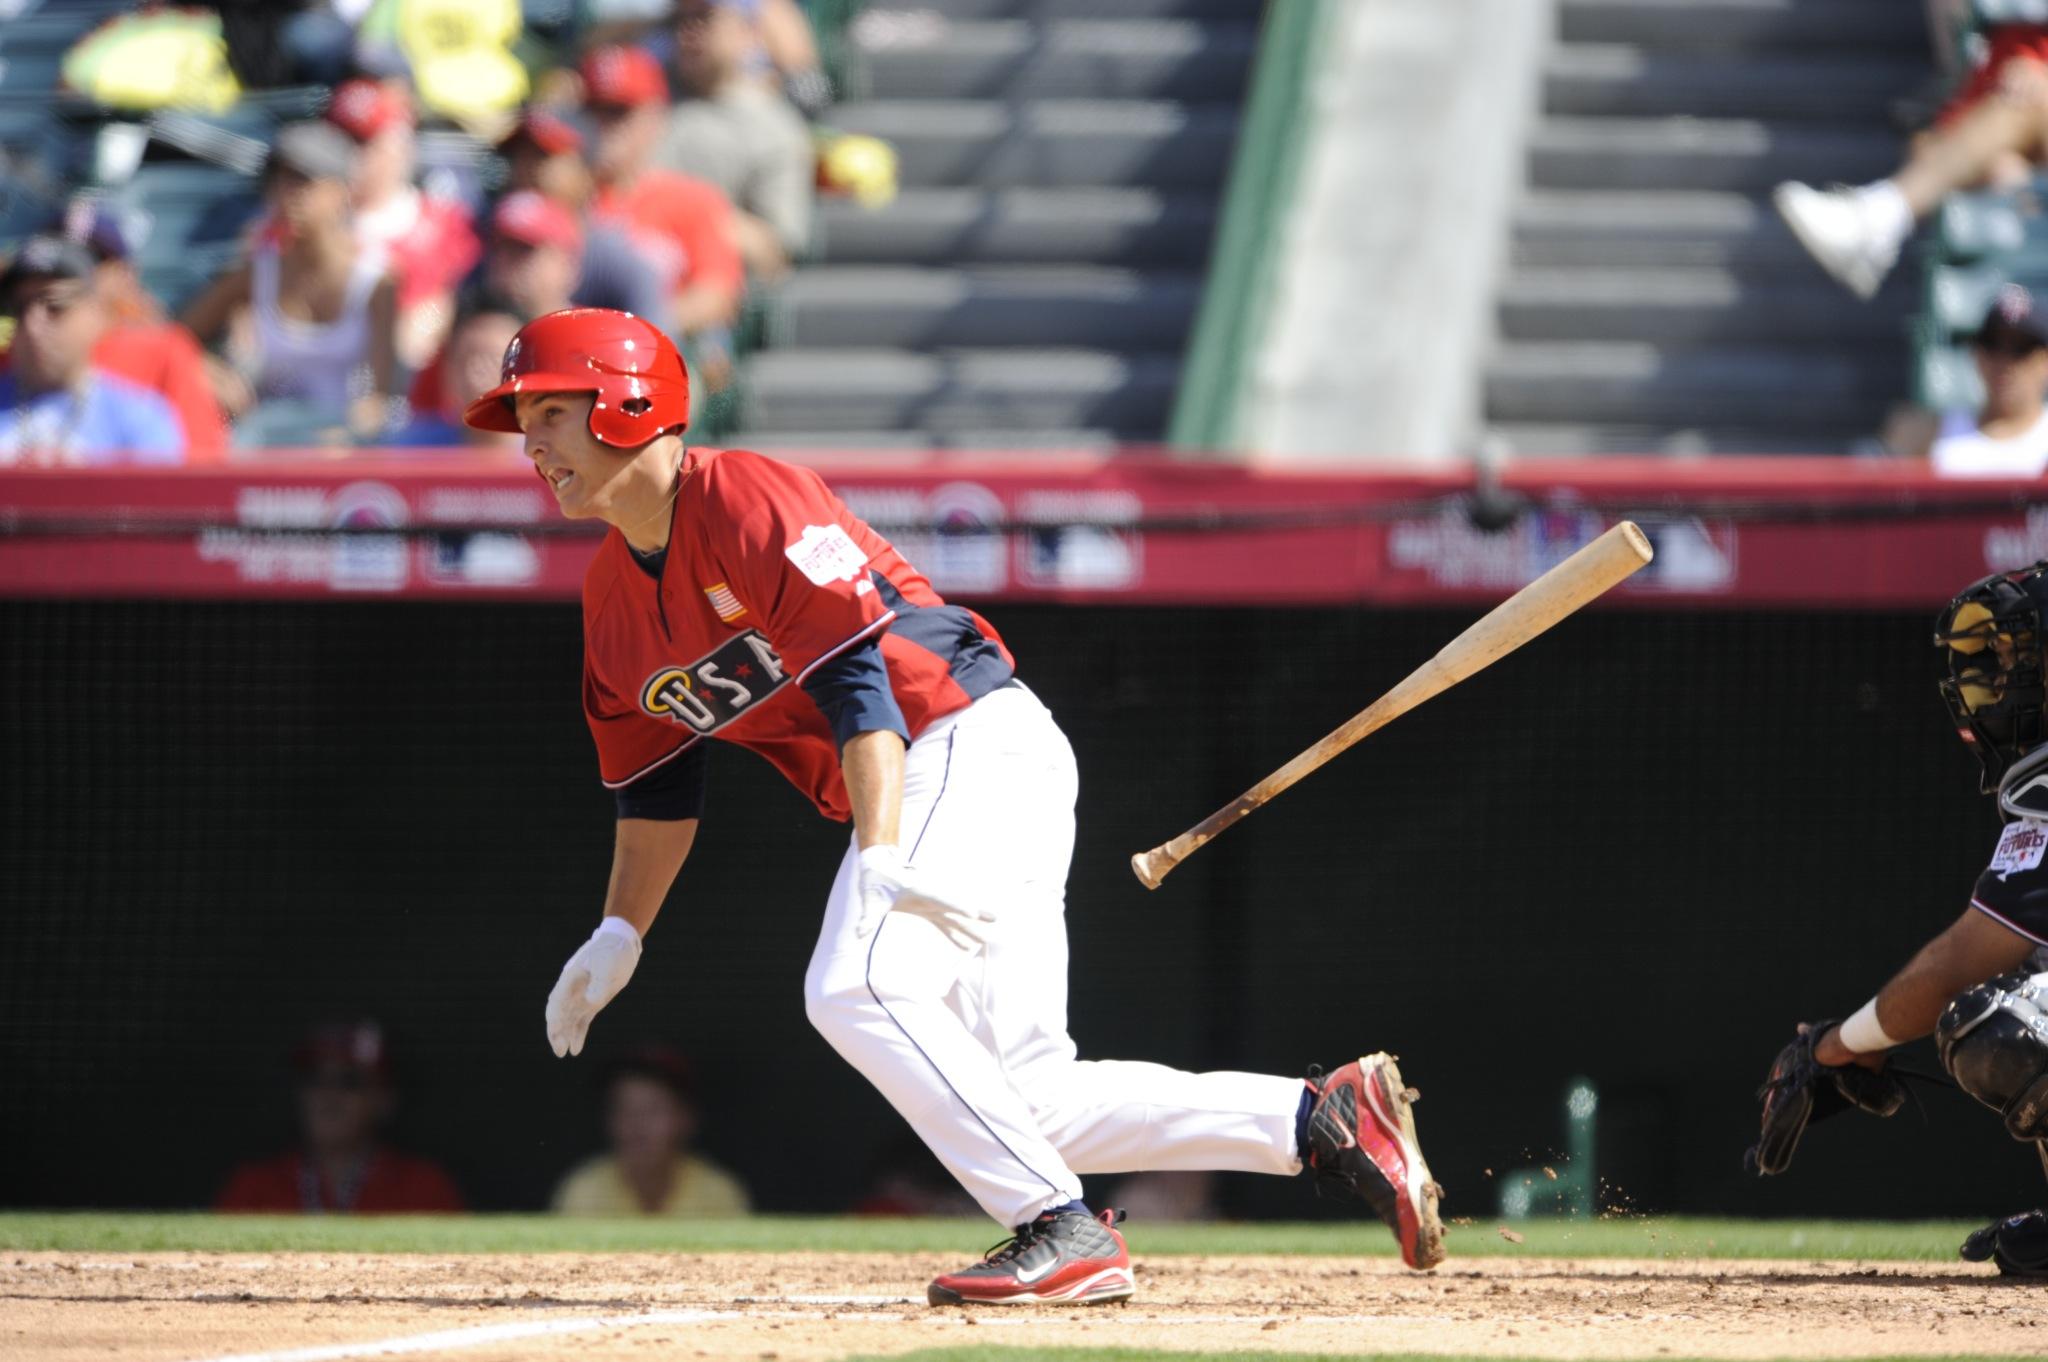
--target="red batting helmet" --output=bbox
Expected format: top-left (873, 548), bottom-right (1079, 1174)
top-left (464, 307), bottom-right (690, 448)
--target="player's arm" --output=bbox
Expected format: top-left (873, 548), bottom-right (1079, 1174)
top-left (546, 745), bottom-right (707, 1057)
top-left (1814, 906), bottom-right (2039, 1065)
top-left (841, 728), bottom-right (904, 851)
top-left (603, 816), bottom-right (699, 936)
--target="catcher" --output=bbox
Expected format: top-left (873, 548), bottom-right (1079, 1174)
top-left (1749, 562), bottom-right (2048, 1277)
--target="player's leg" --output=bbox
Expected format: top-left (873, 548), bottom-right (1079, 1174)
top-left (925, 685), bottom-right (1444, 1266)
top-left (804, 841), bottom-right (1084, 1229)
top-left (803, 705), bottom-right (1133, 1305)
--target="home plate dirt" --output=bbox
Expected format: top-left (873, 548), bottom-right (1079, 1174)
top-left (4, 1252), bottom-right (2043, 1362)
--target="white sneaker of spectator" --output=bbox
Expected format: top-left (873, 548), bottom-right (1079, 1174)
top-left (1772, 180), bottom-right (1911, 302)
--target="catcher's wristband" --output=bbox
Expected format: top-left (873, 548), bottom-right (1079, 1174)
top-left (1839, 997), bottom-right (1901, 1053)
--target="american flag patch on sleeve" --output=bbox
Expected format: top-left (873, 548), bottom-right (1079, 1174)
top-left (703, 582), bottom-right (746, 622)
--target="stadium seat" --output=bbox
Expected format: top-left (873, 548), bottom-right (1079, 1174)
top-left (1936, 192), bottom-right (2029, 264)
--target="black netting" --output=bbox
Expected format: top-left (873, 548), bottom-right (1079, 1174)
top-left (3, 599), bottom-right (2039, 1217)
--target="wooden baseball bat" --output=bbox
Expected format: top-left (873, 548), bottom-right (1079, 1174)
top-left (1129, 520), bottom-right (1654, 889)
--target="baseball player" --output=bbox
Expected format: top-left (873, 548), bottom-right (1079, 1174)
top-left (1748, 562), bottom-right (2048, 1276)
top-left (463, 308), bottom-right (1445, 1303)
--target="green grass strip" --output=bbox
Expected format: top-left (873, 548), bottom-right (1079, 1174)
top-left (0, 1213), bottom-right (1982, 1260)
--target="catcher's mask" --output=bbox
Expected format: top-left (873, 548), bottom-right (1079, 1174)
top-left (1936, 562), bottom-right (2048, 791)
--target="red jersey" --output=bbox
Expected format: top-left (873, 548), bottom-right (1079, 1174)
top-left (590, 171), bottom-right (744, 302)
top-left (215, 1148), bottom-right (464, 1214)
top-left (583, 447), bottom-right (1015, 820)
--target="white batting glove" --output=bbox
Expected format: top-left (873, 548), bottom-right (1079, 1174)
top-left (854, 843), bottom-right (996, 949)
top-left (545, 916), bottom-right (642, 1058)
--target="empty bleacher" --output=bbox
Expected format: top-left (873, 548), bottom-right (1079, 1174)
top-left (740, 0), bottom-right (1259, 452)
top-left (1488, 0), bottom-right (1931, 455)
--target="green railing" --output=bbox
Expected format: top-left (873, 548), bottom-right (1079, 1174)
top-left (1168, 0), bottom-right (1334, 456)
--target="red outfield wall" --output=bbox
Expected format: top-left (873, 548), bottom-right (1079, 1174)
top-left (3, 454), bottom-right (2044, 606)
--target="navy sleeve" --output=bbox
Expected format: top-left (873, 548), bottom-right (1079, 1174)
top-left (614, 742), bottom-right (708, 821)
top-left (803, 634), bottom-right (910, 749)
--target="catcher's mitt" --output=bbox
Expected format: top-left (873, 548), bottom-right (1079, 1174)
top-left (1960, 1208), bottom-right (2048, 1277)
top-left (1745, 1021), bottom-right (1907, 1175)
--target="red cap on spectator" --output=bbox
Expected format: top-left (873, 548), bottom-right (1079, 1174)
top-left (293, 1021), bottom-right (393, 1083)
top-left (325, 79), bottom-right (413, 142)
top-left (492, 190), bottom-right (584, 255)
top-left (501, 106), bottom-right (585, 156)
top-left (580, 44), bottom-right (669, 108)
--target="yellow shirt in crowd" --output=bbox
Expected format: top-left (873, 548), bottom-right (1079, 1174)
top-left (550, 1155), bottom-right (752, 1217)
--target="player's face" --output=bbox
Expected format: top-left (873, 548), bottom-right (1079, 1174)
top-left (515, 392), bottom-right (610, 517)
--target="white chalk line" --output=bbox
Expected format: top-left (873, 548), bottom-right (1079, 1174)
top-left (183, 1300), bottom-right (1482, 1362)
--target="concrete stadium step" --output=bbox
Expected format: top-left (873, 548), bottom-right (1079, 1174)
top-left (1528, 117), bottom-right (1898, 193)
top-left (752, 427), bottom-right (1122, 452)
top-left (1493, 422), bottom-right (1872, 456)
top-left (1498, 267), bottom-right (1912, 345)
top-left (1484, 342), bottom-right (1896, 430)
top-left (829, 100), bottom-right (1238, 189)
top-left (771, 266), bottom-right (1201, 348)
top-left (886, 0), bottom-right (1259, 17)
top-left (1511, 191), bottom-right (1817, 272)
top-left (852, 19), bottom-right (1256, 101)
top-left (1544, 45), bottom-right (1926, 120)
top-left (813, 188), bottom-right (1216, 265)
top-left (1558, 0), bottom-right (1928, 53)
top-left (743, 348), bottom-right (1179, 434)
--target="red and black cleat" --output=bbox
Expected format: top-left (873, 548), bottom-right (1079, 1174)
top-left (1305, 1053), bottom-right (1447, 1270)
top-left (927, 1208), bottom-right (1135, 1305)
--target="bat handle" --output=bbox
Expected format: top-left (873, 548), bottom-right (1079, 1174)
top-left (1130, 845), bottom-right (1177, 890)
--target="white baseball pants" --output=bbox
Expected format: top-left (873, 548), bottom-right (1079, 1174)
top-left (803, 683), bottom-right (1306, 1227)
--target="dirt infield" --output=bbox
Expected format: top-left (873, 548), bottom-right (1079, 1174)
top-left (4, 1250), bottom-right (2043, 1362)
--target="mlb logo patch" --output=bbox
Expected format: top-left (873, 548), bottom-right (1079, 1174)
top-left (1991, 819), bottom-right (2048, 880)
top-left (704, 582), bottom-right (746, 622)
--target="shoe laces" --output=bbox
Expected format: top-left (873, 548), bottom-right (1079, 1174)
top-left (977, 1218), bottom-right (1049, 1266)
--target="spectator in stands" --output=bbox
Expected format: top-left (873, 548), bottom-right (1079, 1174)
top-left (659, 0), bottom-right (815, 279)
top-left (216, 1021), bottom-right (464, 1214)
top-left (1930, 283), bottom-right (2048, 476)
top-left (0, 201), bottom-right (227, 462)
top-left (385, 294), bottom-right (526, 448)
top-left (758, 0), bottom-right (833, 117)
top-left (182, 121), bottom-right (402, 443)
top-left (497, 107), bottom-right (670, 321)
top-left (324, 76), bottom-right (480, 369)
top-left (0, 235), bottom-right (185, 466)
top-left (580, 44), bottom-right (746, 383)
top-left (551, 1045), bottom-right (750, 1216)
top-left (66, 200), bottom-right (230, 463)
top-left (1776, 23), bottom-right (2048, 300)
top-left (481, 191), bottom-right (587, 320)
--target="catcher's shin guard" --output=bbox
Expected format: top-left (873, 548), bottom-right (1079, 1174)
top-left (1305, 1053), bottom-right (1446, 1270)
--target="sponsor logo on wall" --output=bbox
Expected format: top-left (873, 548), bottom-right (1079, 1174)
top-left (199, 482), bottom-right (543, 591)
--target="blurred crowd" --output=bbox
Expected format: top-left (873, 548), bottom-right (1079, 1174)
top-left (0, 0), bottom-right (871, 468)
top-left (215, 1020), bottom-right (1212, 1219)
top-left (1781, 5), bottom-right (2048, 475)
